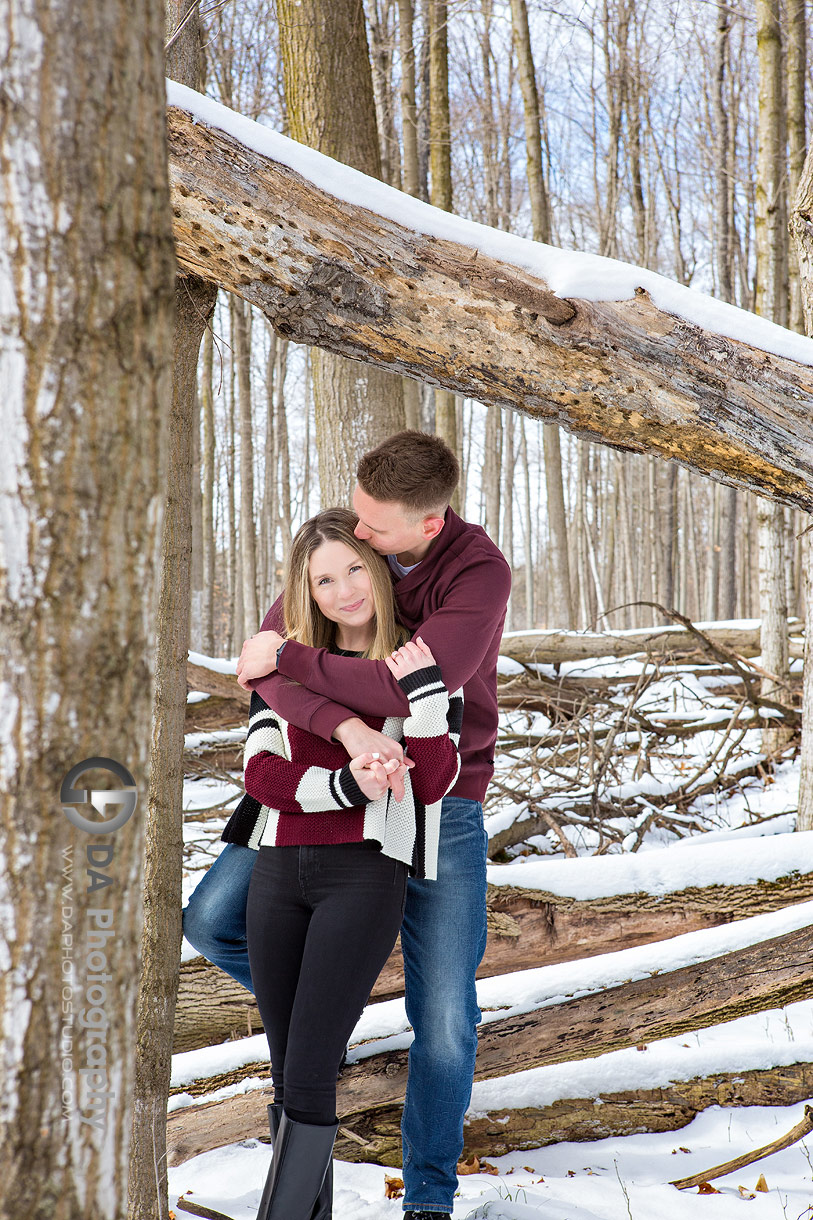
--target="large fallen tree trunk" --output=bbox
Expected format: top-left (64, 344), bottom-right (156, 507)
top-left (168, 1049), bottom-right (813, 1169)
top-left (167, 1062), bottom-right (813, 1167)
top-left (168, 916), bottom-right (813, 1163)
top-left (175, 866), bottom-right (813, 1051)
top-left (166, 91), bottom-right (813, 510)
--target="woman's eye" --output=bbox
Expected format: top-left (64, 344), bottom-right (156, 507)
top-left (350, 565), bottom-right (363, 574)
top-left (317, 577), bottom-right (331, 586)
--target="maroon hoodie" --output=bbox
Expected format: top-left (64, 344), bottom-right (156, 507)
top-left (251, 508), bottom-right (511, 801)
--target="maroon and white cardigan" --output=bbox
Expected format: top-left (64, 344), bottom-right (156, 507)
top-left (221, 666), bottom-right (463, 880)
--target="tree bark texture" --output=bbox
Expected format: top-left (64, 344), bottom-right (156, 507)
top-left (167, 1062), bottom-right (813, 1169)
top-left (166, 104), bottom-right (813, 511)
top-left (127, 9), bottom-right (217, 1220)
top-left (276, 0), bottom-right (404, 504)
top-left (0, 0), bottom-right (175, 1216)
top-left (166, 919), bottom-right (813, 1164)
top-left (173, 862), bottom-right (813, 1053)
top-left (755, 0), bottom-right (788, 327)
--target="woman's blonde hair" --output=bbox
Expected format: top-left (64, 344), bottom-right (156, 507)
top-left (283, 508), bottom-right (408, 659)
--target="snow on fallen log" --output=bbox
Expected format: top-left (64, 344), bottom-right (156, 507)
top-left (498, 620), bottom-right (803, 665)
top-left (166, 82), bottom-right (813, 511)
top-left (485, 826), bottom-right (813, 902)
top-left (171, 897), bottom-right (813, 1101)
top-left (174, 830), bottom-right (813, 1052)
top-left (167, 999), bottom-right (813, 1165)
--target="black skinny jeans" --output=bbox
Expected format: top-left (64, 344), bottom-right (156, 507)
top-left (246, 840), bottom-right (408, 1125)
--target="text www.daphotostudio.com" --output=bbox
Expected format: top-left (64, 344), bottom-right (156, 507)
top-left (59, 758), bottom-right (137, 1129)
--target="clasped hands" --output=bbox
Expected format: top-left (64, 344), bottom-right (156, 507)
top-left (235, 630), bottom-right (437, 804)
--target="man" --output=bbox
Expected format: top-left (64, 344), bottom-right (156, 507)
top-left (184, 431), bottom-right (511, 1220)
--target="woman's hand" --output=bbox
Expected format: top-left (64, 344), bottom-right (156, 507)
top-left (236, 630), bottom-right (285, 689)
top-left (349, 752), bottom-right (410, 802)
top-left (384, 636), bottom-right (436, 679)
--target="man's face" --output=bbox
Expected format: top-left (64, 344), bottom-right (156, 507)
top-left (352, 485), bottom-right (426, 557)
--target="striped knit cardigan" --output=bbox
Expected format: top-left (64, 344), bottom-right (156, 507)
top-left (221, 665), bottom-right (463, 880)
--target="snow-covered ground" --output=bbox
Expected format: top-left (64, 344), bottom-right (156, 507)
top-left (175, 637), bottom-right (812, 1219)
top-left (170, 1101), bottom-right (813, 1218)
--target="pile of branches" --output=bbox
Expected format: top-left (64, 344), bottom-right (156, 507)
top-left (488, 607), bottom-right (801, 859)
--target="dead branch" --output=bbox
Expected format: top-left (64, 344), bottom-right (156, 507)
top-left (670, 1103), bottom-right (813, 1190)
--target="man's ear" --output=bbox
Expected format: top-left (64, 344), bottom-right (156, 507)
top-left (421, 514), bottom-right (445, 541)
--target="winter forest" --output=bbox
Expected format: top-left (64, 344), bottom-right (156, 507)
top-left (6, 0), bottom-right (813, 1218)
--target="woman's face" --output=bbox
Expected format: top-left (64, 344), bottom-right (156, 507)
top-left (308, 539), bottom-right (376, 631)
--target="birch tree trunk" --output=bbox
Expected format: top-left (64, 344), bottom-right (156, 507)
top-left (755, 0), bottom-right (792, 755)
top-left (788, 33), bottom-right (813, 831)
top-left (276, 0), bottom-right (405, 505)
top-left (786, 0), bottom-right (806, 335)
top-left (0, 1), bottom-right (174, 1216)
top-left (428, 0), bottom-right (460, 475)
top-left (712, 4), bottom-right (739, 621)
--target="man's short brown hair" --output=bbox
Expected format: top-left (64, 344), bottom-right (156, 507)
top-left (356, 430), bottom-right (460, 515)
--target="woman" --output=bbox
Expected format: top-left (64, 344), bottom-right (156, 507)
top-left (225, 509), bottom-right (462, 1220)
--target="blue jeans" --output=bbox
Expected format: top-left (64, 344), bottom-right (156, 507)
top-left (183, 841), bottom-right (255, 992)
top-left (182, 796), bottom-right (488, 1214)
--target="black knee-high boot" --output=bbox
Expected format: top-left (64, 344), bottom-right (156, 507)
top-left (255, 1110), bottom-right (337, 1220)
top-left (259, 1102), bottom-right (333, 1220)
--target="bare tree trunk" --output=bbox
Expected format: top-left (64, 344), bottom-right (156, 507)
top-left (428, 0), bottom-right (459, 475)
top-left (786, 0), bottom-right (806, 335)
top-left (369, 0), bottom-right (401, 189)
top-left (502, 408), bottom-right (515, 629)
top-left (397, 0), bottom-right (423, 431)
top-left (223, 301), bottom-right (235, 653)
top-left (276, 340), bottom-right (293, 569)
top-left (520, 419), bottom-right (535, 627)
top-left (0, 0), bottom-right (174, 1214)
top-left (398, 0), bottom-right (420, 198)
top-left (128, 9), bottom-right (218, 1220)
top-left (799, 530), bottom-right (813, 830)
top-left (510, 0), bottom-right (572, 628)
top-left (232, 296), bottom-right (259, 632)
top-left (788, 45), bottom-right (813, 829)
top-left (712, 5), bottom-right (739, 622)
top-left (277, 0), bottom-right (404, 505)
top-left (755, 0), bottom-right (791, 754)
top-left (201, 322), bottom-right (216, 655)
top-left (189, 370), bottom-right (204, 650)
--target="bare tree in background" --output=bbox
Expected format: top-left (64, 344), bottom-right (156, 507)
top-left (276, 0), bottom-right (405, 504)
top-left (755, 0), bottom-right (791, 756)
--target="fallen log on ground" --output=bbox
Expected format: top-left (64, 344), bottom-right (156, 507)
top-left (168, 915), bottom-right (813, 1164)
top-left (167, 1061), bottom-right (813, 1168)
top-left (498, 622), bottom-right (803, 666)
top-left (166, 87), bottom-right (813, 511)
top-left (174, 866), bottom-right (813, 1052)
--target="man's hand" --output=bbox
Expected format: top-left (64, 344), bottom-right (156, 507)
top-left (236, 631), bottom-right (285, 690)
top-left (334, 718), bottom-right (413, 801)
top-left (349, 753), bottom-right (404, 802)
